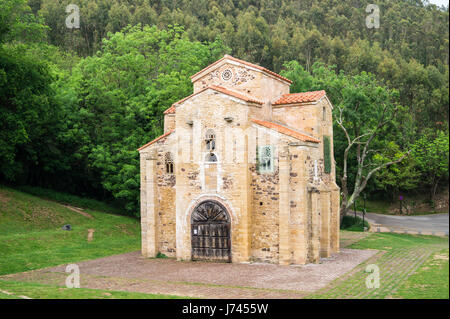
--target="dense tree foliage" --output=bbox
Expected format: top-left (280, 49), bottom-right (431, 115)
top-left (0, 0), bottom-right (448, 215)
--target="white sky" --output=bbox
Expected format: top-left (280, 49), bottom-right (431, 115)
top-left (428, 0), bottom-right (449, 7)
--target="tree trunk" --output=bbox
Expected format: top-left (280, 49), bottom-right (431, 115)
top-left (431, 179), bottom-right (440, 208)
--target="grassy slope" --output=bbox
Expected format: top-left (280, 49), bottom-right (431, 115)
top-left (0, 186), bottom-right (141, 275)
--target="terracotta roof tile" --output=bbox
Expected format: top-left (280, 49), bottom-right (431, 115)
top-left (250, 119), bottom-right (320, 143)
top-left (191, 55), bottom-right (293, 84)
top-left (137, 130), bottom-right (174, 151)
top-left (163, 105), bottom-right (176, 114)
top-left (273, 90), bottom-right (326, 105)
top-left (163, 85), bottom-right (263, 115)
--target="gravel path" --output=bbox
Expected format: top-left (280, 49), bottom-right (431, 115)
top-left (45, 248), bottom-right (376, 292)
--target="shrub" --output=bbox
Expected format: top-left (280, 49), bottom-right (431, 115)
top-left (340, 215), bottom-right (370, 232)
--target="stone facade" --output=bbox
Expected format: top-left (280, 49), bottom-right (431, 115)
top-left (138, 55), bottom-right (340, 265)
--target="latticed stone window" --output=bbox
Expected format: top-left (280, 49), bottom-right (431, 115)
top-left (204, 129), bottom-right (217, 162)
top-left (205, 129), bottom-right (216, 152)
top-left (258, 145), bottom-right (274, 173)
top-left (165, 152), bottom-right (174, 174)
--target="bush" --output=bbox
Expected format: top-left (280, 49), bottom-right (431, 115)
top-left (340, 215), bottom-right (370, 232)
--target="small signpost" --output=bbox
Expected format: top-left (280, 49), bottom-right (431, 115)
top-left (362, 193), bottom-right (366, 231)
top-left (399, 195), bottom-right (404, 214)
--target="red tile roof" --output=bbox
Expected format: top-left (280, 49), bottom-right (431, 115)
top-left (250, 119), bottom-right (320, 143)
top-left (137, 130), bottom-right (175, 151)
top-left (163, 85), bottom-right (263, 115)
top-left (163, 105), bottom-right (175, 114)
top-left (273, 90), bottom-right (326, 105)
top-left (190, 55), bottom-right (293, 84)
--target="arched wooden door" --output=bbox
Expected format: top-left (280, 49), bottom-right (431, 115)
top-left (191, 201), bottom-right (231, 262)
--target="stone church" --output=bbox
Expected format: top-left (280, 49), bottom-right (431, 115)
top-left (138, 55), bottom-right (340, 265)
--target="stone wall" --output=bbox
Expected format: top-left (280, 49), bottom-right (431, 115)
top-left (155, 148), bottom-right (176, 257)
top-left (250, 164), bottom-right (280, 262)
top-left (164, 114), bottom-right (175, 132)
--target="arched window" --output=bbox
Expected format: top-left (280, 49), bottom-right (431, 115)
top-left (205, 153), bottom-right (217, 162)
top-left (205, 129), bottom-right (216, 152)
top-left (323, 106), bottom-right (326, 121)
top-left (165, 152), bottom-right (174, 174)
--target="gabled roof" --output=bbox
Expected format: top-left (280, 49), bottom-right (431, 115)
top-left (273, 90), bottom-right (326, 105)
top-left (190, 55), bottom-right (293, 84)
top-left (250, 119), bottom-right (320, 143)
top-left (163, 85), bottom-right (263, 115)
top-left (137, 130), bottom-right (175, 151)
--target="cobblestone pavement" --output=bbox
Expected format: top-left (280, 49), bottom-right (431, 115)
top-left (1, 246), bottom-right (376, 299)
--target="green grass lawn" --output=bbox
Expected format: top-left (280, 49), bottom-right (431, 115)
top-left (348, 232), bottom-right (448, 251)
top-left (0, 186), bottom-right (141, 275)
top-left (393, 249), bottom-right (449, 299)
top-left (349, 233), bottom-right (448, 299)
top-left (0, 280), bottom-right (187, 299)
top-left (309, 232), bottom-right (449, 299)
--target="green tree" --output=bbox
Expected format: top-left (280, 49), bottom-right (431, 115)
top-left (0, 0), bottom-right (47, 44)
top-left (373, 142), bottom-right (420, 200)
top-left (412, 129), bottom-right (449, 203)
top-left (0, 0), bottom-right (66, 187)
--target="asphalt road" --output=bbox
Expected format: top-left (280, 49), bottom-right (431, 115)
top-left (355, 211), bottom-right (449, 233)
